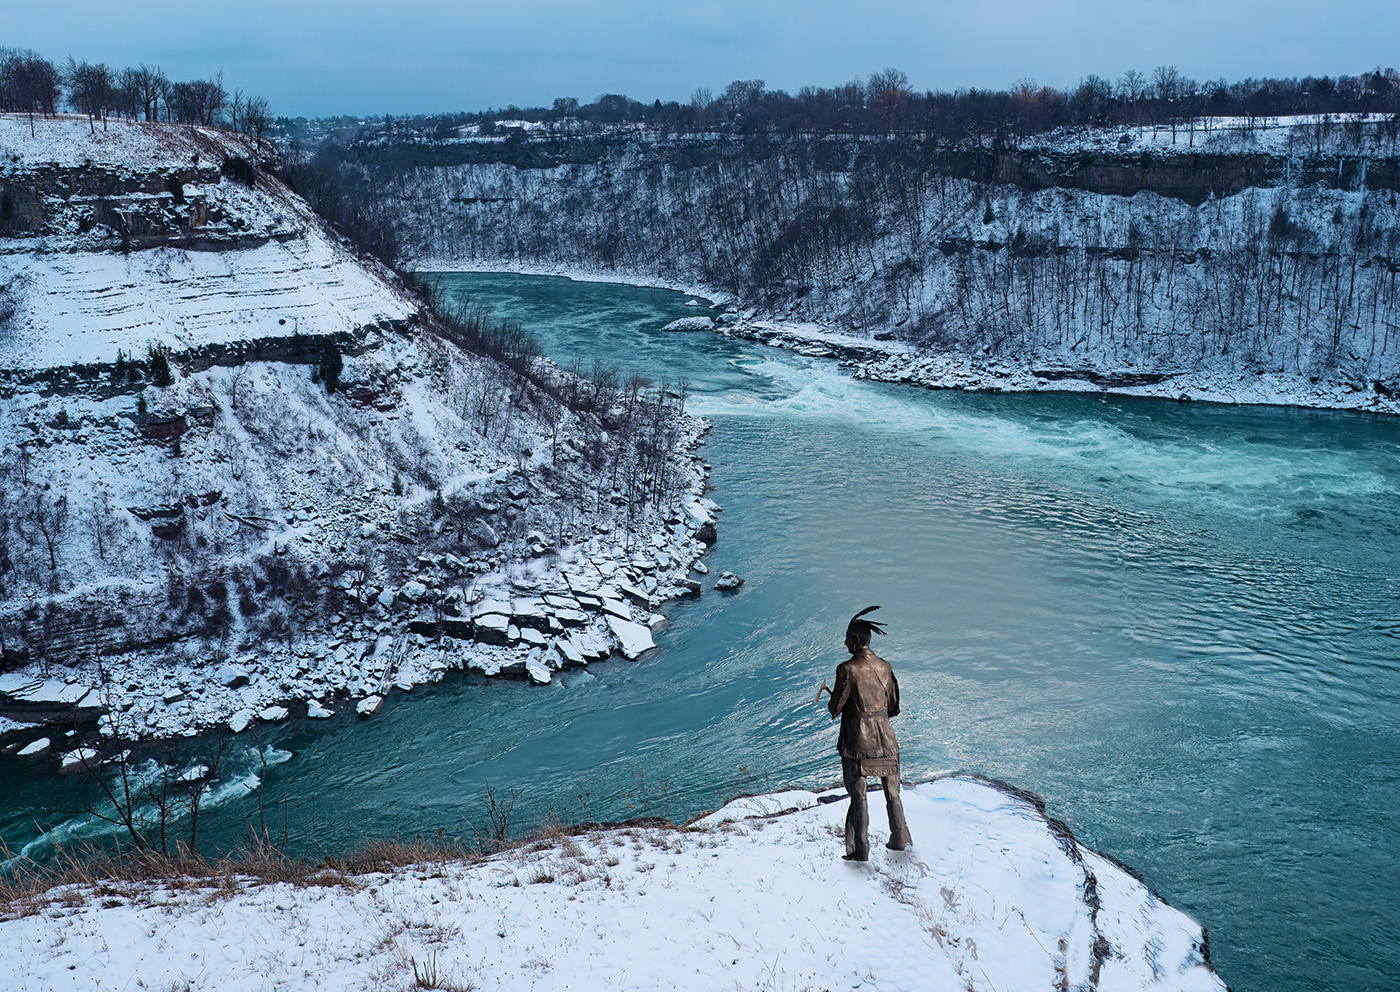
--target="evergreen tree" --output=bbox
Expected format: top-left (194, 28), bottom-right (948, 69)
top-left (149, 347), bottom-right (174, 387)
top-left (313, 337), bottom-right (343, 393)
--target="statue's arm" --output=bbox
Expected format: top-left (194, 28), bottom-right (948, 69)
top-left (889, 673), bottom-right (901, 718)
top-left (828, 666), bottom-right (848, 718)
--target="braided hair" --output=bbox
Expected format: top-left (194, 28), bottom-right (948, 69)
top-left (845, 605), bottom-right (887, 649)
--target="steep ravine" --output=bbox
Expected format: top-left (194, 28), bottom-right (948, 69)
top-left (321, 124), bottom-right (1400, 407)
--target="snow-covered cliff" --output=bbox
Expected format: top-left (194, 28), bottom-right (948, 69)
top-left (0, 115), bottom-right (716, 747)
top-left (0, 777), bottom-right (1226, 991)
top-left (328, 120), bottom-right (1400, 411)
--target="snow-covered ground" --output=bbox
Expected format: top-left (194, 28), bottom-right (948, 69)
top-left (0, 339), bottom-right (718, 746)
top-left (0, 232), bottom-right (414, 369)
top-left (0, 115), bottom-right (243, 172)
top-left (736, 320), bottom-right (1400, 415)
top-left (0, 777), bottom-right (1225, 992)
top-left (417, 261), bottom-right (1400, 417)
top-left (1022, 112), bottom-right (1400, 157)
top-left (1, 115), bottom-right (413, 370)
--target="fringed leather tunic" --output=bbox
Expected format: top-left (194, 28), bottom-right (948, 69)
top-left (828, 646), bottom-right (902, 777)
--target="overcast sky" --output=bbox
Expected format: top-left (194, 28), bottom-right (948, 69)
top-left (10, 0), bottom-right (1400, 118)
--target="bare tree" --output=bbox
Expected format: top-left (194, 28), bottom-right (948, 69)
top-left (228, 87), bottom-right (243, 132)
top-left (1118, 69), bottom-right (1146, 103)
top-left (721, 79), bottom-right (765, 119)
top-left (2, 49), bottom-right (60, 136)
top-left (84, 489), bottom-right (118, 562)
top-left (65, 58), bottom-right (114, 133)
top-left (866, 68), bottom-right (911, 133)
top-left (243, 96), bottom-right (272, 143)
top-left (122, 63), bottom-right (169, 122)
top-left (229, 364), bottom-right (251, 411)
top-left (26, 489), bottom-right (68, 574)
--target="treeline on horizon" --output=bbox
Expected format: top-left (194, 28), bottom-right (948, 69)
top-left (0, 46), bottom-right (272, 137)
top-left (360, 65), bottom-right (1400, 142)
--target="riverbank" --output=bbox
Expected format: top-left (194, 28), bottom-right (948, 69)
top-left (0, 776), bottom-right (1225, 992)
top-left (418, 261), bottom-right (1400, 417)
top-left (0, 407), bottom-right (724, 760)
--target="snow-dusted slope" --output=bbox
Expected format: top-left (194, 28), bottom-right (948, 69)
top-left (1, 115), bottom-right (413, 369)
top-left (0, 236), bottom-right (413, 369)
top-left (0, 777), bottom-right (1226, 985)
top-left (0, 777), bottom-right (1224, 992)
top-left (0, 114), bottom-right (246, 172)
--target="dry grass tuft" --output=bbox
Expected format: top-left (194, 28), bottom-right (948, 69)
top-left (2, 786), bottom-right (694, 918)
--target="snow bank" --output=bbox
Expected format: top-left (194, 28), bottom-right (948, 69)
top-left (1, 114), bottom-right (238, 172)
top-left (0, 776), bottom-right (1224, 992)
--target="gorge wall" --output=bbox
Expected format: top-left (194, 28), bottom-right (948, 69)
top-left (323, 125), bottom-right (1400, 391)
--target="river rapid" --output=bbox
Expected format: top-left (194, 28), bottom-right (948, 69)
top-left (4, 272), bottom-right (1399, 992)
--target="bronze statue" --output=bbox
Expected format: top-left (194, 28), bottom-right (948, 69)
top-left (825, 606), bottom-right (912, 861)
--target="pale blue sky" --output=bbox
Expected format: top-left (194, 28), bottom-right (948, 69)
top-left (9, 0), bottom-right (1398, 117)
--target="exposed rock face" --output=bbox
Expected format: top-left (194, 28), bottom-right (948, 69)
top-left (352, 125), bottom-right (1400, 393)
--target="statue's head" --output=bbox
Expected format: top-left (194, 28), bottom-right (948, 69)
top-left (845, 605), bottom-right (887, 653)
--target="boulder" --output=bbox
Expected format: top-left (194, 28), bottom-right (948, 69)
top-left (306, 700), bottom-right (335, 719)
top-left (228, 709), bottom-right (255, 733)
top-left (555, 637), bottom-right (586, 667)
top-left (600, 598), bottom-right (631, 620)
top-left (607, 616), bottom-right (656, 659)
top-left (662, 316), bottom-right (715, 332)
top-left (356, 695), bottom-right (383, 718)
top-left (618, 581), bottom-right (651, 607)
top-left (682, 501), bottom-right (717, 543)
top-left (553, 607), bottom-right (590, 628)
top-left (576, 631), bottom-right (613, 662)
top-left (472, 598), bottom-right (513, 618)
top-left (474, 613), bottom-right (514, 645)
top-left (0, 675), bottom-right (103, 723)
top-left (58, 748), bottom-right (99, 774)
top-left (258, 705), bottom-right (289, 722)
top-left (511, 598), bottom-right (552, 632)
top-left (215, 663), bottom-right (250, 689)
top-left (714, 572), bottom-right (745, 591)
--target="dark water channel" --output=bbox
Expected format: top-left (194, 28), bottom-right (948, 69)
top-left (5, 272), bottom-right (1400, 992)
